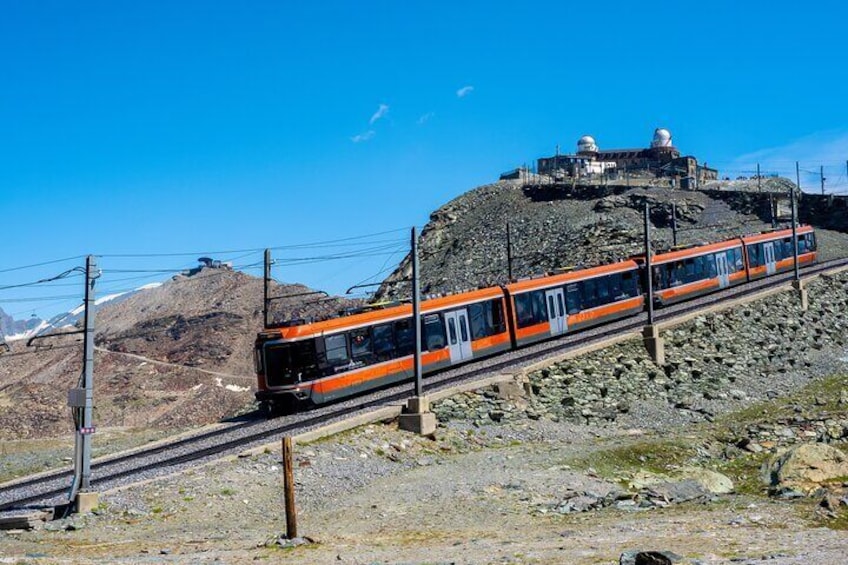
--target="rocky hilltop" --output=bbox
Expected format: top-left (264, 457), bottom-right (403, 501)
top-left (379, 179), bottom-right (848, 299)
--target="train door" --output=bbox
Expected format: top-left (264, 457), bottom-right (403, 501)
top-left (715, 253), bottom-right (730, 288)
top-left (545, 288), bottom-right (568, 336)
top-left (443, 309), bottom-right (473, 363)
top-left (763, 242), bottom-right (777, 275)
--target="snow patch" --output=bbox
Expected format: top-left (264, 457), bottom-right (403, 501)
top-left (214, 377), bottom-right (250, 393)
top-left (4, 320), bottom-right (50, 342)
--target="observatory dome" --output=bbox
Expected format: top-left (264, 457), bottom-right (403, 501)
top-left (577, 135), bottom-right (598, 153)
top-left (651, 128), bottom-right (673, 148)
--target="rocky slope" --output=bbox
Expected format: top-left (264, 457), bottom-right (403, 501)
top-left (0, 268), bottom-right (357, 439)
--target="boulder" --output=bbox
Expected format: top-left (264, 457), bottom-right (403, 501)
top-left (764, 443), bottom-right (848, 491)
top-left (674, 467), bottom-right (734, 494)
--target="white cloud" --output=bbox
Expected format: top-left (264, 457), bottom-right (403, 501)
top-left (456, 85), bottom-right (474, 98)
top-left (351, 130), bottom-right (376, 143)
top-left (417, 112), bottom-right (435, 125)
top-left (369, 103), bottom-right (389, 125)
top-left (729, 130), bottom-right (848, 194)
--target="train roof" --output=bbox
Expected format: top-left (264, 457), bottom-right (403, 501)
top-left (505, 260), bottom-right (639, 294)
top-left (741, 225), bottom-right (813, 244)
top-left (259, 285), bottom-right (505, 341)
top-left (651, 237), bottom-right (742, 265)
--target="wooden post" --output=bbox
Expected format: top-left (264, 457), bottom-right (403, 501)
top-left (282, 436), bottom-right (298, 539)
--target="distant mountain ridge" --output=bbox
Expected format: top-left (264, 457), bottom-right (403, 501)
top-left (0, 308), bottom-right (43, 340)
top-left (0, 282), bottom-right (163, 341)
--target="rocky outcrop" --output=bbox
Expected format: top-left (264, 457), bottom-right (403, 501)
top-left (764, 443), bottom-right (848, 492)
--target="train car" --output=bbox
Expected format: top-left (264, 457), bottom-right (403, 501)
top-left (649, 237), bottom-right (747, 306)
top-left (504, 260), bottom-right (644, 347)
top-left (254, 286), bottom-right (511, 412)
top-left (742, 225), bottom-right (817, 280)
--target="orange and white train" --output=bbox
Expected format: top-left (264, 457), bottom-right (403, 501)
top-left (254, 226), bottom-right (817, 413)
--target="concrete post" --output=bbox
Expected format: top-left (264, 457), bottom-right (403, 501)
top-left (643, 324), bottom-right (666, 366)
top-left (643, 205), bottom-right (664, 365)
top-left (399, 227), bottom-right (436, 436)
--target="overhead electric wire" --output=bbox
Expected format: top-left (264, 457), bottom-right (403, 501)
top-left (0, 255), bottom-right (87, 275)
top-left (0, 268), bottom-right (84, 291)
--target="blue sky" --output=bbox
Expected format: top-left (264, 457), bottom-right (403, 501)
top-left (2, 1), bottom-right (847, 320)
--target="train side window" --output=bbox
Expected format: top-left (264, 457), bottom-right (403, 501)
top-left (608, 273), bottom-right (623, 299)
top-left (597, 276), bottom-right (611, 303)
top-left (394, 319), bottom-right (414, 356)
top-left (748, 244), bottom-right (762, 267)
top-left (350, 328), bottom-right (372, 360)
top-left (582, 279), bottom-right (598, 309)
top-left (693, 256), bottom-right (707, 279)
top-left (566, 283), bottom-right (581, 312)
top-left (726, 248), bottom-right (742, 272)
top-left (491, 299), bottom-right (506, 334)
top-left (621, 271), bottom-right (638, 296)
top-left (531, 290), bottom-right (547, 323)
top-left (423, 314), bottom-right (446, 351)
top-left (447, 317), bottom-right (458, 345)
top-left (684, 258), bottom-right (696, 281)
top-left (514, 293), bottom-right (534, 327)
top-left (809, 233), bottom-right (817, 251)
top-left (372, 323), bottom-right (395, 360)
top-left (324, 334), bottom-right (349, 366)
top-left (468, 301), bottom-right (496, 339)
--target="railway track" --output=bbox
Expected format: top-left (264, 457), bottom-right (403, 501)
top-left (2, 257), bottom-right (846, 513)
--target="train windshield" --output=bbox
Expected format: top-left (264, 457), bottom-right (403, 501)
top-left (263, 340), bottom-right (318, 387)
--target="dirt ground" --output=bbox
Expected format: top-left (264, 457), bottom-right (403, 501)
top-left (2, 416), bottom-right (847, 565)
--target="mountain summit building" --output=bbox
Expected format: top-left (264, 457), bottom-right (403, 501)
top-left (535, 128), bottom-right (718, 188)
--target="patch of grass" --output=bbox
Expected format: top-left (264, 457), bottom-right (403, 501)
top-left (151, 506), bottom-right (163, 514)
top-left (563, 438), bottom-right (696, 478)
top-left (220, 487), bottom-right (235, 496)
top-left (716, 451), bottom-right (770, 496)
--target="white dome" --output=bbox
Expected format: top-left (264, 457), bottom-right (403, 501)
top-left (651, 128), bottom-right (672, 148)
top-left (577, 135), bottom-right (598, 153)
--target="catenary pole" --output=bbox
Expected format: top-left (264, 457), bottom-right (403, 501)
top-left (411, 227), bottom-right (423, 397)
top-left (263, 249), bottom-right (271, 328)
top-left (790, 187), bottom-right (800, 282)
top-left (506, 222), bottom-right (514, 281)
top-left (644, 204), bottom-right (654, 325)
top-left (80, 255), bottom-right (98, 491)
top-left (796, 161), bottom-right (801, 193)
top-left (756, 163), bottom-right (761, 192)
top-left (820, 165), bottom-right (825, 195)
top-left (671, 203), bottom-right (678, 247)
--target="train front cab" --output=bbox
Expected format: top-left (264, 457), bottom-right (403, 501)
top-left (651, 239), bottom-right (747, 307)
top-left (254, 287), bottom-right (511, 411)
top-left (743, 226), bottom-right (817, 281)
top-left (505, 261), bottom-right (644, 348)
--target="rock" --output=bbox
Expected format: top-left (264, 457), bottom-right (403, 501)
top-left (674, 467), bottom-right (734, 494)
top-left (764, 443), bottom-right (848, 491)
top-left (628, 470), bottom-right (668, 490)
top-left (646, 479), bottom-right (711, 503)
top-left (620, 550), bottom-right (683, 565)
